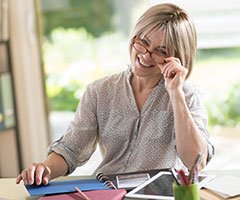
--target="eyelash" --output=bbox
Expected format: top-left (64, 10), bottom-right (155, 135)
top-left (158, 49), bottom-right (167, 56)
top-left (140, 39), bottom-right (148, 46)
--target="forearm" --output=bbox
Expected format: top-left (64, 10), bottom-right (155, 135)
top-left (170, 89), bottom-right (208, 169)
top-left (44, 152), bottom-right (68, 179)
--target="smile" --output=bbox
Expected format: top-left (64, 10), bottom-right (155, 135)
top-left (138, 57), bottom-right (154, 68)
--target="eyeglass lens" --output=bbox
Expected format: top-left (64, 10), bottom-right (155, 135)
top-left (133, 42), bottom-right (166, 64)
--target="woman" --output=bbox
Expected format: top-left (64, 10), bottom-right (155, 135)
top-left (16, 3), bottom-right (214, 186)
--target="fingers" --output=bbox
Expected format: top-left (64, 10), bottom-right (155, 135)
top-left (164, 57), bottom-right (181, 64)
top-left (42, 176), bottom-right (50, 185)
top-left (16, 163), bottom-right (51, 185)
top-left (35, 164), bottom-right (45, 185)
top-left (43, 166), bottom-right (51, 185)
top-left (28, 164), bottom-right (37, 185)
top-left (16, 174), bottom-right (23, 184)
top-left (36, 164), bottom-right (51, 185)
top-left (161, 63), bottom-right (176, 78)
top-left (160, 57), bottom-right (184, 78)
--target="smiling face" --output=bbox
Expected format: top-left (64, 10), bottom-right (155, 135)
top-left (130, 29), bottom-right (167, 79)
top-left (129, 3), bottom-right (197, 80)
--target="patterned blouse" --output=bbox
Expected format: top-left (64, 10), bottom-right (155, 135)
top-left (48, 67), bottom-right (214, 175)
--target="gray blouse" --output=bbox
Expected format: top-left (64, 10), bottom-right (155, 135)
top-left (48, 67), bottom-right (214, 175)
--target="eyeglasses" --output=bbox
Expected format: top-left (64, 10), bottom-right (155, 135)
top-left (133, 40), bottom-right (167, 64)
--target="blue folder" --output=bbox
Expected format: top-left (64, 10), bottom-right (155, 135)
top-left (25, 179), bottom-right (108, 196)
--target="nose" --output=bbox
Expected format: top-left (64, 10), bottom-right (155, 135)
top-left (142, 51), bottom-right (152, 60)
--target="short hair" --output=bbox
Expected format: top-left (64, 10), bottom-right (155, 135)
top-left (130, 3), bottom-right (197, 79)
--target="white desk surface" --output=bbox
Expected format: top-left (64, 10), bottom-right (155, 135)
top-left (0, 175), bottom-right (89, 200)
top-left (1, 170), bottom-right (240, 200)
top-left (0, 178), bottom-right (28, 200)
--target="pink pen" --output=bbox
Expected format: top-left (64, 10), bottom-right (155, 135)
top-left (75, 186), bottom-right (92, 200)
top-left (177, 169), bottom-right (189, 185)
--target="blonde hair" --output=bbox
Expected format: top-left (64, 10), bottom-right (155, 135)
top-left (130, 3), bottom-right (197, 79)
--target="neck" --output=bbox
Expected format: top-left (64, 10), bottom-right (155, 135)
top-left (131, 75), bottom-right (162, 93)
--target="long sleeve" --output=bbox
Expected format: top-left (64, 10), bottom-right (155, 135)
top-left (48, 85), bottom-right (99, 174)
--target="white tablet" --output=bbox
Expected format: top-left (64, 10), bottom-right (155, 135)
top-left (125, 171), bottom-right (215, 200)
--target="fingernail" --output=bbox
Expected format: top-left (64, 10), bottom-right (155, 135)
top-left (36, 179), bottom-right (40, 185)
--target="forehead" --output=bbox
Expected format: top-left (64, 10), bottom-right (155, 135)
top-left (141, 29), bottom-right (166, 46)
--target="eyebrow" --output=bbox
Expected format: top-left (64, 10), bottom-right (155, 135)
top-left (143, 36), bottom-right (167, 50)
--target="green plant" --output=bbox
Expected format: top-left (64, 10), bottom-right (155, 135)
top-left (47, 79), bottom-right (83, 111)
top-left (207, 81), bottom-right (240, 127)
top-left (41, 0), bottom-right (114, 37)
top-left (196, 48), bottom-right (240, 64)
top-left (43, 28), bottom-right (129, 112)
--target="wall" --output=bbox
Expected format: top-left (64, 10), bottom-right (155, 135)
top-left (150, 0), bottom-right (240, 48)
top-left (8, 0), bottom-right (49, 173)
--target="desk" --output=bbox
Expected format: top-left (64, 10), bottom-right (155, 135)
top-left (0, 176), bottom-right (91, 200)
top-left (0, 178), bottom-right (27, 200)
top-left (1, 170), bottom-right (240, 200)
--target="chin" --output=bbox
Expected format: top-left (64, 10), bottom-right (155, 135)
top-left (132, 60), bottom-right (156, 77)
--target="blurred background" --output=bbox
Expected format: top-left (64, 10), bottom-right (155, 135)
top-left (0, 0), bottom-right (239, 177)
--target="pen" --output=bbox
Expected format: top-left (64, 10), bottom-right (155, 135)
top-left (75, 186), bottom-right (92, 200)
top-left (170, 168), bottom-right (180, 185)
top-left (189, 152), bottom-right (203, 184)
top-left (193, 165), bottom-right (199, 184)
top-left (177, 169), bottom-right (189, 185)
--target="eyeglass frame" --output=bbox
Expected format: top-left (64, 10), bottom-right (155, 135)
top-left (132, 39), bottom-right (167, 64)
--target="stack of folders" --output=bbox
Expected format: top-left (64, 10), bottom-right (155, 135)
top-left (200, 175), bottom-right (240, 200)
top-left (25, 175), bottom-right (126, 200)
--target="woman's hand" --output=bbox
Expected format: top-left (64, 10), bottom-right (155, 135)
top-left (16, 163), bottom-right (51, 185)
top-left (159, 57), bottom-right (188, 91)
top-left (16, 152), bottom-right (68, 186)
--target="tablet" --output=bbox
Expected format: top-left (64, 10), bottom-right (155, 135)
top-left (125, 171), bottom-right (215, 200)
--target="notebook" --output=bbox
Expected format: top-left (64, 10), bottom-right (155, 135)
top-left (25, 179), bottom-right (108, 196)
top-left (101, 168), bottom-right (164, 190)
top-left (25, 169), bottom-right (163, 197)
top-left (39, 189), bottom-right (127, 200)
top-left (200, 188), bottom-right (240, 200)
top-left (201, 175), bottom-right (240, 200)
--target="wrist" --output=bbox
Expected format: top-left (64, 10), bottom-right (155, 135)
top-left (169, 88), bottom-right (185, 101)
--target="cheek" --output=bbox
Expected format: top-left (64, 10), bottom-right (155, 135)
top-left (130, 49), bottom-right (138, 63)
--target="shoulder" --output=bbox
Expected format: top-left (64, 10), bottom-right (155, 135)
top-left (183, 80), bottom-right (206, 108)
top-left (183, 80), bottom-right (202, 96)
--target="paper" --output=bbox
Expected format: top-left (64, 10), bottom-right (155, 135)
top-left (116, 173), bottom-right (150, 188)
top-left (204, 175), bottom-right (240, 197)
top-left (25, 179), bottom-right (107, 196)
